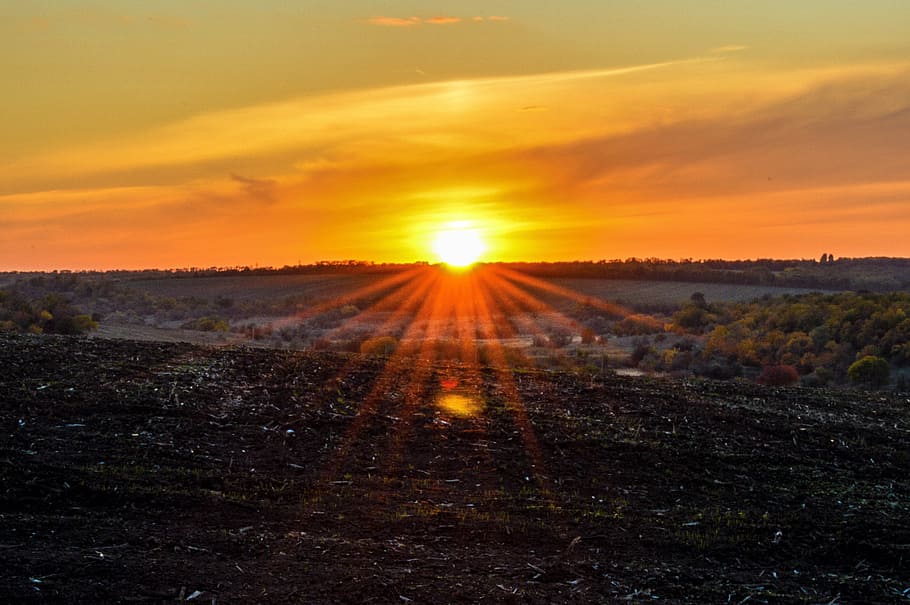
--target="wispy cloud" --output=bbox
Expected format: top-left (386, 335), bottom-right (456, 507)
top-left (367, 16), bottom-right (422, 27)
top-left (426, 16), bottom-right (461, 25)
top-left (712, 44), bottom-right (749, 54)
top-left (2, 58), bottom-right (710, 193)
top-left (368, 15), bottom-right (506, 27)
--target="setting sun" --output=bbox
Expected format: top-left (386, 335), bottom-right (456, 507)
top-left (432, 224), bottom-right (486, 267)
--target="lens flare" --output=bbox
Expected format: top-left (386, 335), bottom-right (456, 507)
top-left (436, 393), bottom-right (481, 417)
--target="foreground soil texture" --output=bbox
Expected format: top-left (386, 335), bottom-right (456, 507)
top-left (2, 334), bottom-right (909, 603)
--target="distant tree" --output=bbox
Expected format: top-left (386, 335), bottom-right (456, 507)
top-left (848, 355), bottom-right (890, 388)
top-left (820, 253), bottom-right (829, 264)
top-left (690, 292), bottom-right (708, 309)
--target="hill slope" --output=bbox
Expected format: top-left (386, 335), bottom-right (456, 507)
top-left (2, 334), bottom-right (909, 603)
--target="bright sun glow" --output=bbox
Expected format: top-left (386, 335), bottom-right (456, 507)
top-left (432, 224), bottom-right (486, 267)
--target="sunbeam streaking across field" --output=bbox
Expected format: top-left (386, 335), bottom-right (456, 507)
top-left (299, 263), bottom-right (641, 512)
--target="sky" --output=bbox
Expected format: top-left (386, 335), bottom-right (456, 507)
top-left (3, 1), bottom-right (910, 270)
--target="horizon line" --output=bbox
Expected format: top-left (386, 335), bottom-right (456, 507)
top-left (3, 255), bottom-right (909, 274)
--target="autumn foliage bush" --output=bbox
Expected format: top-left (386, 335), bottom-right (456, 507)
top-left (757, 364), bottom-right (800, 386)
top-left (847, 356), bottom-right (890, 388)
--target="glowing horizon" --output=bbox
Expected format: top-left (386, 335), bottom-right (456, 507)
top-left (3, 2), bottom-right (910, 270)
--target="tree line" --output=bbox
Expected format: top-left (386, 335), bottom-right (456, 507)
top-left (502, 257), bottom-right (910, 291)
top-left (7, 256), bottom-right (910, 291)
top-left (624, 291), bottom-right (909, 389)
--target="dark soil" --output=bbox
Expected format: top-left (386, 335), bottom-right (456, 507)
top-left (2, 333), bottom-right (909, 603)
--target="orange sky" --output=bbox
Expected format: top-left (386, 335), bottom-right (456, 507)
top-left (3, 2), bottom-right (910, 270)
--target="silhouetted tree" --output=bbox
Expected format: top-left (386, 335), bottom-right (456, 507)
top-left (690, 292), bottom-right (708, 309)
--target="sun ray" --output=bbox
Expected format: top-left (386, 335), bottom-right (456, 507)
top-left (319, 267), bottom-right (440, 344)
top-left (310, 262), bottom-right (636, 517)
top-left (361, 268), bottom-right (499, 487)
top-left (280, 266), bottom-right (429, 330)
top-left (476, 267), bottom-right (583, 348)
top-left (491, 265), bottom-right (633, 319)
top-left (471, 272), bottom-right (553, 495)
top-left (318, 266), bottom-right (491, 485)
top-left (295, 268), bottom-right (441, 430)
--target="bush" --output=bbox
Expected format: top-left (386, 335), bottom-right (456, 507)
top-left (360, 336), bottom-right (397, 357)
top-left (693, 357), bottom-right (742, 380)
top-left (629, 342), bottom-right (653, 367)
top-left (181, 316), bottom-right (229, 332)
top-left (580, 327), bottom-right (596, 344)
top-left (70, 314), bottom-right (99, 333)
top-left (613, 314), bottom-right (665, 336)
top-left (757, 364), bottom-right (800, 386)
top-left (670, 350), bottom-right (694, 372)
top-left (673, 305), bottom-right (710, 332)
top-left (847, 355), bottom-right (890, 388)
top-left (548, 329), bottom-right (573, 348)
top-left (801, 367), bottom-right (833, 388)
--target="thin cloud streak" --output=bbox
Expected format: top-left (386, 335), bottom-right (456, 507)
top-left (712, 45), bottom-right (749, 54)
top-left (426, 16), bottom-right (461, 25)
top-left (367, 16), bottom-right (422, 27)
top-left (367, 15), bottom-right (505, 27)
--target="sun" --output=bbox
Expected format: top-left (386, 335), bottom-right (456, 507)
top-left (432, 224), bottom-right (486, 267)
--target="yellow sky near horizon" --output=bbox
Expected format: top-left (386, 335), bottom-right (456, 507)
top-left (3, 2), bottom-right (910, 270)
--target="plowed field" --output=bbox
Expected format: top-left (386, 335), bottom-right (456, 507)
top-left (2, 334), bottom-right (909, 603)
